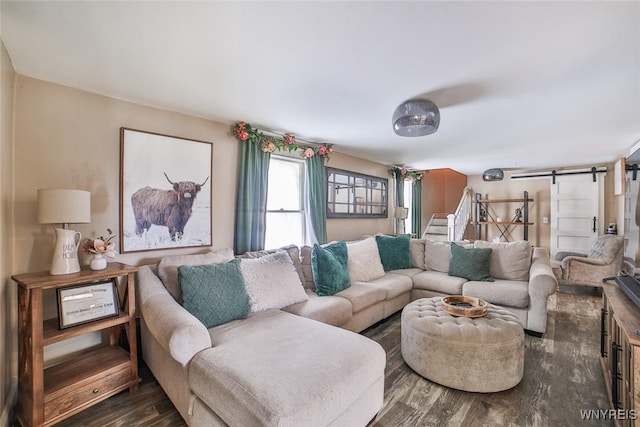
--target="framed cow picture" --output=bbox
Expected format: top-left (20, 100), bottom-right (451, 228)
top-left (119, 128), bottom-right (213, 253)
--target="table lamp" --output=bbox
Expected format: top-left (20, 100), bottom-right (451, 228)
top-left (38, 189), bottom-right (91, 275)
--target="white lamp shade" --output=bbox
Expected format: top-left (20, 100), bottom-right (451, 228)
top-left (394, 207), bottom-right (409, 220)
top-left (38, 189), bottom-right (91, 225)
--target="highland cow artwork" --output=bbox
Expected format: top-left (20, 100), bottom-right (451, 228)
top-left (120, 128), bottom-right (212, 253)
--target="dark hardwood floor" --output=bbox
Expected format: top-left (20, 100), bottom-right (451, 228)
top-left (367, 286), bottom-right (611, 427)
top-left (30, 286), bottom-right (611, 427)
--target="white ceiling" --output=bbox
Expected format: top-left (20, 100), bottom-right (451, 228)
top-left (2, 1), bottom-right (639, 175)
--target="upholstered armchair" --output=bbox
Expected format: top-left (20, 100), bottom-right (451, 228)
top-left (552, 234), bottom-right (624, 287)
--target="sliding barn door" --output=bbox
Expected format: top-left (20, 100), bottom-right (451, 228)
top-left (550, 172), bottom-right (604, 258)
top-left (624, 171), bottom-right (640, 267)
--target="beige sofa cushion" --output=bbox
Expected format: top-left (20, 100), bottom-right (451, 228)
top-left (412, 270), bottom-right (467, 295)
top-left (335, 283), bottom-right (387, 313)
top-left (387, 268), bottom-right (423, 279)
top-left (282, 291), bottom-right (353, 327)
top-left (157, 248), bottom-right (235, 302)
top-left (354, 273), bottom-right (413, 300)
top-left (410, 239), bottom-right (426, 270)
top-left (424, 240), bottom-right (451, 273)
top-left (474, 240), bottom-right (532, 281)
top-left (300, 245), bottom-right (316, 291)
top-left (463, 279), bottom-right (530, 308)
top-left (192, 310), bottom-right (385, 427)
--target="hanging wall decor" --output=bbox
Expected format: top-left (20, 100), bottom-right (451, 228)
top-left (119, 128), bottom-right (213, 253)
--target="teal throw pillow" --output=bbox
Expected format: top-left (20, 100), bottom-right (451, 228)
top-left (179, 259), bottom-right (250, 328)
top-left (448, 243), bottom-right (494, 282)
top-left (311, 241), bottom-right (351, 296)
top-left (375, 234), bottom-right (412, 271)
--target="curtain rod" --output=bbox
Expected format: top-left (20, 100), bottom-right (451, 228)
top-left (511, 167), bottom-right (607, 184)
top-left (258, 127), bottom-right (327, 147)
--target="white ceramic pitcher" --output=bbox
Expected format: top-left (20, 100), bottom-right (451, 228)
top-left (50, 228), bottom-right (82, 275)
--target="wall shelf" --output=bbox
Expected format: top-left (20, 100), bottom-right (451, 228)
top-left (474, 191), bottom-right (533, 241)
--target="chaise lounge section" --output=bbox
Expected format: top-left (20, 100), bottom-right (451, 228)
top-left (138, 264), bottom-right (386, 427)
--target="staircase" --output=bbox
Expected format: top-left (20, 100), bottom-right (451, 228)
top-left (421, 187), bottom-right (474, 242)
top-left (422, 214), bottom-right (450, 241)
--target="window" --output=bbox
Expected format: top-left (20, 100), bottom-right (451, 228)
top-left (326, 168), bottom-right (388, 218)
top-left (265, 156), bottom-right (306, 249)
top-left (403, 182), bottom-right (413, 234)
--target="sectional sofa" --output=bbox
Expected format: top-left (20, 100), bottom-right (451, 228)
top-left (136, 236), bottom-right (557, 426)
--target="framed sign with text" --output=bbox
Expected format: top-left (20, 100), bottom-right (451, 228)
top-left (57, 280), bottom-right (119, 329)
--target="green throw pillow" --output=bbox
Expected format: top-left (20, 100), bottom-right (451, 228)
top-left (375, 234), bottom-right (412, 271)
top-left (179, 259), bottom-right (250, 328)
top-left (311, 241), bottom-right (351, 296)
top-left (448, 243), bottom-right (494, 282)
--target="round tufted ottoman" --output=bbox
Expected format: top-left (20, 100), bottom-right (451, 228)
top-left (401, 297), bottom-right (525, 393)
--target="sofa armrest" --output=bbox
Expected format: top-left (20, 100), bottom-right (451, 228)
top-left (525, 248), bottom-right (558, 334)
top-left (137, 265), bottom-right (211, 366)
top-left (554, 251), bottom-right (586, 261)
top-left (562, 256), bottom-right (618, 282)
top-left (562, 255), bottom-right (607, 269)
top-left (529, 248), bottom-right (557, 299)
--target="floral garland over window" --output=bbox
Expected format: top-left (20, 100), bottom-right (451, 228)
top-left (390, 166), bottom-right (423, 181)
top-left (232, 121), bottom-right (333, 160)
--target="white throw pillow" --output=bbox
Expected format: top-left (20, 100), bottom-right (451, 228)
top-left (239, 244), bottom-right (305, 284)
top-left (240, 251), bottom-right (308, 312)
top-left (158, 247), bottom-right (235, 302)
top-left (347, 237), bottom-right (386, 282)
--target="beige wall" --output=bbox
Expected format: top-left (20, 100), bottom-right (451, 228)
top-left (1, 40), bottom-right (17, 426)
top-left (13, 75), bottom-right (239, 274)
top-left (468, 166), bottom-right (618, 249)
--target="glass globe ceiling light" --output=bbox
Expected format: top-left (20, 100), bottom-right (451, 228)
top-left (392, 99), bottom-right (440, 137)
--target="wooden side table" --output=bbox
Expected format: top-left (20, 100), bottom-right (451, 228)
top-left (12, 263), bottom-right (140, 426)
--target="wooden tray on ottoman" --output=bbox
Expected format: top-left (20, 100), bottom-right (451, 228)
top-left (442, 295), bottom-right (488, 318)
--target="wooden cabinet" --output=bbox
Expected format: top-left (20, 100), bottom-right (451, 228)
top-left (601, 282), bottom-right (640, 426)
top-left (473, 191), bottom-right (533, 241)
top-left (12, 263), bottom-right (140, 426)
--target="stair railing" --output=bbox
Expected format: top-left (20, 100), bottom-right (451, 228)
top-left (447, 186), bottom-right (473, 241)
